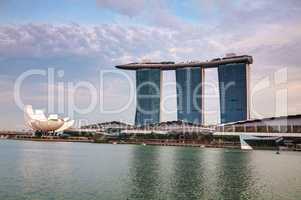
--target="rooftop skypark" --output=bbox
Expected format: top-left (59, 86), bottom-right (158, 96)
top-left (115, 54), bottom-right (253, 70)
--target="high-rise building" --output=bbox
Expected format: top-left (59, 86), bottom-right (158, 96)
top-left (135, 69), bottom-right (162, 125)
top-left (218, 63), bottom-right (249, 123)
top-left (116, 55), bottom-right (252, 125)
top-left (176, 67), bottom-right (204, 124)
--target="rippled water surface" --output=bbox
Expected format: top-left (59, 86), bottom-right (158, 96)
top-left (0, 140), bottom-right (301, 200)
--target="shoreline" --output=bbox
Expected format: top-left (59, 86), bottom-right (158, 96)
top-left (3, 137), bottom-right (300, 151)
top-left (0, 138), bottom-right (254, 150)
top-left (7, 137), bottom-right (94, 143)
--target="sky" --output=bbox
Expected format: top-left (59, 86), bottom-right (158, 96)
top-left (0, 0), bottom-right (301, 130)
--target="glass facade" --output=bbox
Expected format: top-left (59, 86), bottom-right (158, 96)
top-left (218, 63), bottom-right (247, 123)
top-left (135, 69), bottom-right (161, 126)
top-left (176, 67), bottom-right (203, 124)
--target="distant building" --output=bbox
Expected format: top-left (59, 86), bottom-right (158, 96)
top-left (81, 120), bottom-right (213, 136)
top-left (24, 105), bottom-right (74, 135)
top-left (116, 54), bottom-right (252, 125)
top-left (135, 69), bottom-right (162, 125)
top-left (81, 121), bottom-right (133, 131)
top-left (215, 115), bottom-right (301, 150)
top-left (218, 63), bottom-right (249, 123)
top-left (176, 67), bottom-right (204, 124)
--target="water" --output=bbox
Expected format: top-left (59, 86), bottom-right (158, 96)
top-left (0, 140), bottom-right (301, 200)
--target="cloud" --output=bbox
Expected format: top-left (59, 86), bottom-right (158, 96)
top-left (96, 0), bottom-right (186, 29)
top-left (0, 23), bottom-right (213, 63)
top-left (0, 19), bottom-right (301, 68)
top-left (221, 0), bottom-right (301, 37)
top-left (96, 0), bottom-right (146, 17)
top-left (2, 1), bottom-right (300, 63)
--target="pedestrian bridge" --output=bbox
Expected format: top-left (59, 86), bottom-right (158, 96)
top-left (215, 114), bottom-right (301, 149)
top-left (214, 132), bottom-right (301, 137)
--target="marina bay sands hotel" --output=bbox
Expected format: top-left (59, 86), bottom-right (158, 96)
top-left (116, 54), bottom-right (252, 125)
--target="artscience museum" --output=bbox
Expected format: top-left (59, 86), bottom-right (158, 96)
top-left (24, 105), bottom-right (74, 135)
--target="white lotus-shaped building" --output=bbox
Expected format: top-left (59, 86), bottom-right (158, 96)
top-left (24, 105), bottom-right (74, 133)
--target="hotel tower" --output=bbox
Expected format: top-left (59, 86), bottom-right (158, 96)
top-left (116, 54), bottom-right (252, 125)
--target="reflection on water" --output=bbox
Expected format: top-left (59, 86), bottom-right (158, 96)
top-left (18, 142), bottom-right (73, 199)
top-left (171, 148), bottom-right (204, 199)
top-left (216, 150), bottom-right (253, 200)
top-left (127, 146), bottom-right (162, 199)
top-left (0, 140), bottom-right (301, 200)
